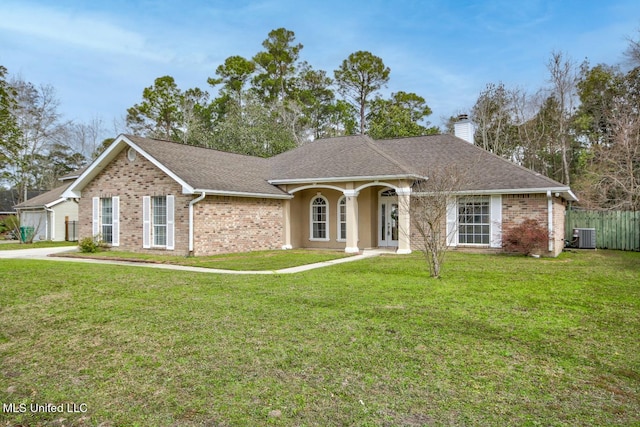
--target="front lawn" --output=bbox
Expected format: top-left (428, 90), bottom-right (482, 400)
top-left (58, 248), bottom-right (353, 271)
top-left (1, 250), bottom-right (639, 426)
top-left (0, 240), bottom-right (77, 251)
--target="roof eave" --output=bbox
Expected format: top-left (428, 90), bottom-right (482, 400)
top-left (62, 134), bottom-right (195, 199)
top-left (192, 188), bottom-right (293, 200)
top-left (268, 174), bottom-right (423, 185)
top-left (414, 187), bottom-right (578, 201)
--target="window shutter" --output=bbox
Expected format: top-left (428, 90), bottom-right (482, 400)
top-left (166, 195), bottom-right (175, 250)
top-left (490, 195), bottom-right (502, 248)
top-left (446, 197), bottom-right (458, 246)
top-left (142, 196), bottom-right (151, 249)
top-left (112, 196), bottom-right (120, 246)
top-left (92, 197), bottom-right (100, 237)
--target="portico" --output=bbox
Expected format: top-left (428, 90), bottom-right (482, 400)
top-left (278, 180), bottom-right (412, 254)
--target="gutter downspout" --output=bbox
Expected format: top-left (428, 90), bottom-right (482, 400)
top-left (189, 192), bottom-right (206, 255)
top-left (547, 190), bottom-right (553, 253)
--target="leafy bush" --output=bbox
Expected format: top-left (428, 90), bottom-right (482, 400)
top-left (79, 235), bottom-right (108, 253)
top-left (0, 215), bottom-right (19, 238)
top-left (503, 219), bottom-right (549, 256)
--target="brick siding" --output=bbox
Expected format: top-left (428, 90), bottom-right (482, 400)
top-left (79, 149), bottom-right (191, 254)
top-left (193, 196), bottom-right (284, 255)
top-left (409, 193), bottom-right (566, 256)
top-left (502, 193), bottom-right (566, 256)
top-left (80, 148), bottom-right (285, 256)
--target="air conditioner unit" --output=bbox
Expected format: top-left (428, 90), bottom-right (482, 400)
top-left (573, 228), bottom-right (596, 249)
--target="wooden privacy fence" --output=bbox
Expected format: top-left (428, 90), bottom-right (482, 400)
top-left (65, 219), bottom-right (78, 242)
top-left (565, 209), bottom-right (640, 251)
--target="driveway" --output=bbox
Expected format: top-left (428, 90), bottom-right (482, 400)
top-left (0, 246), bottom-right (387, 274)
top-left (0, 246), bottom-right (79, 259)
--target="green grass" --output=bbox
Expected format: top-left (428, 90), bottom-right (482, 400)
top-left (0, 240), bottom-right (77, 251)
top-left (58, 249), bottom-right (353, 271)
top-left (1, 250), bottom-right (639, 426)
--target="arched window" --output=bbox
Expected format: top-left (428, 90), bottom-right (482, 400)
top-left (310, 196), bottom-right (329, 241)
top-left (337, 196), bottom-right (347, 241)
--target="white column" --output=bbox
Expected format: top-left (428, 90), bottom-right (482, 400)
top-left (344, 189), bottom-right (359, 253)
top-left (397, 187), bottom-right (412, 254)
top-left (282, 198), bottom-right (292, 250)
top-left (547, 191), bottom-right (554, 253)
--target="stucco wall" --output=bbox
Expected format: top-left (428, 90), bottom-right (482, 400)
top-left (552, 196), bottom-right (567, 257)
top-left (288, 186), bottom-right (379, 250)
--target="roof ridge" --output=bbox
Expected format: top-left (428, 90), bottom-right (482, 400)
top-left (124, 134), bottom-right (271, 161)
top-left (366, 136), bottom-right (416, 176)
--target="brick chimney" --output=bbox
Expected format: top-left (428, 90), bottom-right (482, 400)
top-left (454, 114), bottom-right (474, 144)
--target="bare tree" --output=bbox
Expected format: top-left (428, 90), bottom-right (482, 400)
top-left (583, 75), bottom-right (640, 210)
top-left (70, 116), bottom-right (106, 161)
top-left (471, 82), bottom-right (517, 159)
top-left (546, 51), bottom-right (578, 185)
top-left (9, 78), bottom-right (71, 201)
top-left (404, 165), bottom-right (470, 278)
top-left (624, 29), bottom-right (640, 67)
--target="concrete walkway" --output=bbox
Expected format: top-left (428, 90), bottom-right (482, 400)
top-left (0, 246), bottom-right (390, 274)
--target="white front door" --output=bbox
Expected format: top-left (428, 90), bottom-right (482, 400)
top-left (379, 192), bottom-right (399, 247)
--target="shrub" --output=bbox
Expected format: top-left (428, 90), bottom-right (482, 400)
top-left (0, 215), bottom-right (20, 239)
top-left (503, 219), bottom-right (549, 256)
top-left (79, 235), bottom-right (108, 253)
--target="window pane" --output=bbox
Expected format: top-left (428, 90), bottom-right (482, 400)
top-left (338, 198), bottom-right (346, 240)
top-left (153, 196), bottom-right (167, 225)
top-left (311, 197), bottom-right (327, 239)
top-left (154, 225), bottom-right (167, 246)
top-left (153, 196), bottom-right (167, 246)
top-left (458, 196), bottom-right (490, 245)
top-left (101, 198), bottom-right (112, 224)
top-left (101, 198), bottom-right (112, 243)
top-left (102, 225), bottom-right (112, 244)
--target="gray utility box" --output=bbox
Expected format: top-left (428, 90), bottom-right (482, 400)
top-left (573, 228), bottom-right (596, 249)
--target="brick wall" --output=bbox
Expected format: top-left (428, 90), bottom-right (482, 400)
top-left (81, 147), bottom-right (286, 256)
top-left (502, 193), bottom-right (566, 256)
top-left (408, 193), bottom-right (566, 256)
top-left (193, 196), bottom-right (284, 255)
top-left (79, 148), bottom-right (191, 254)
top-left (502, 193), bottom-right (548, 232)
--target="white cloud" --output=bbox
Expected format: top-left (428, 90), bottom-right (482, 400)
top-left (0, 2), bottom-right (168, 61)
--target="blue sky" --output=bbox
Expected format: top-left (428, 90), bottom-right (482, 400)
top-left (2, 0), bottom-right (639, 133)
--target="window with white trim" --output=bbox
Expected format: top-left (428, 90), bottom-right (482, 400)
top-left (337, 196), bottom-right (347, 241)
top-left (93, 197), bottom-right (119, 246)
top-left (143, 195), bottom-right (174, 250)
top-left (101, 197), bottom-right (113, 244)
top-left (458, 196), bottom-right (490, 245)
top-left (310, 196), bottom-right (329, 240)
top-left (152, 196), bottom-right (167, 247)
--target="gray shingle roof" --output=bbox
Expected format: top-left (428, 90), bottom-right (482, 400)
top-left (14, 183), bottom-right (72, 209)
top-left (84, 133), bottom-right (571, 200)
top-left (374, 135), bottom-right (568, 191)
top-left (268, 133), bottom-right (569, 192)
top-left (268, 135), bottom-right (416, 181)
top-left (126, 135), bottom-right (289, 197)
